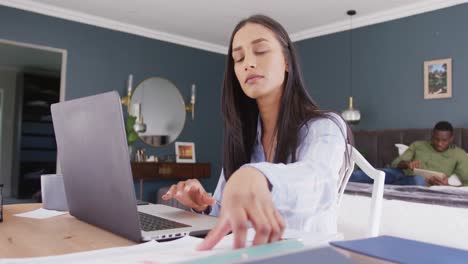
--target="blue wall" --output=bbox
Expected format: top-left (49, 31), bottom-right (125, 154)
top-left (296, 3), bottom-right (468, 130)
top-left (0, 5), bottom-right (225, 201)
top-left (3, 3), bottom-right (468, 200)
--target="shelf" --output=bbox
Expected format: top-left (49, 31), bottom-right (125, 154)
top-left (22, 132), bottom-right (55, 137)
top-left (17, 73), bottom-right (60, 198)
top-left (21, 147), bottom-right (57, 151)
top-left (22, 119), bottom-right (53, 124)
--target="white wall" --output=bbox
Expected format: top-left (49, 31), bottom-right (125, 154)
top-left (0, 68), bottom-right (17, 197)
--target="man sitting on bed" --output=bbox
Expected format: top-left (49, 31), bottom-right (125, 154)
top-left (350, 121), bottom-right (468, 186)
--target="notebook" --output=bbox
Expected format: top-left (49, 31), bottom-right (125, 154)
top-left (330, 235), bottom-right (468, 264)
top-left (183, 244), bottom-right (356, 264)
top-left (51, 91), bottom-right (217, 242)
top-left (413, 168), bottom-right (445, 180)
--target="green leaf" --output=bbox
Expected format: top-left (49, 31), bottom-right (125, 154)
top-left (125, 115), bottom-right (138, 145)
top-left (127, 131), bottom-right (138, 145)
top-left (125, 116), bottom-right (136, 132)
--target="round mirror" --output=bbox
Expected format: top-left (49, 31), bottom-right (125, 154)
top-left (130, 77), bottom-right (186, 147)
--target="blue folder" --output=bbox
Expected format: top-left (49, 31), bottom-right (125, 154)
top-left (330, 235), bottom-right (468, 264)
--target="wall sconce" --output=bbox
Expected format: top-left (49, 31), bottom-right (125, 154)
top-left (121, 74), bottom-right (147, 133)
top-left (121, 74), bottom-right (133, 111)
top-left (185, 84), bottom-right (196, 120)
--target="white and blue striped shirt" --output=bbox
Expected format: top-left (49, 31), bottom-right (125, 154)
top-left (209, 113), bottom-right (347, 237)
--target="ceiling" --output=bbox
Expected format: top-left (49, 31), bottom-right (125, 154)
top-left (1, 0), bottom-right (467, 54)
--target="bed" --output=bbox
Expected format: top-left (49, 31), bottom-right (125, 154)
top-left (338, 192), bottom-right (468, 250)
top-left (339, 128), bottom-right (468, 250)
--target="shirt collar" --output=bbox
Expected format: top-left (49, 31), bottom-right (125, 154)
top-left (256, 115), bottom-right (262, 144)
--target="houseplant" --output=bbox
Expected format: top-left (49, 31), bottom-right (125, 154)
top-left (125, 115), bottom-right (139, 145)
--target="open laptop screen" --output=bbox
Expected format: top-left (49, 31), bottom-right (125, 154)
top-left (51, 91), bottom-right (142, 242)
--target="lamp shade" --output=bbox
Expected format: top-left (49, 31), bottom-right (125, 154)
top-left (133, 121), bottom-right (147, 133)
top-left (342, 10), bottom-right (361, 125)
top-left (341, 96), bottom-right (361, 124)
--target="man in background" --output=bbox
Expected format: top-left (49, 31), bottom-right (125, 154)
top-left (350, 121), bottom-right (468, 186)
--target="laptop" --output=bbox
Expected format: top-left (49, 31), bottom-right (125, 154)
top-left (51, 91), bottom-right (217, 242)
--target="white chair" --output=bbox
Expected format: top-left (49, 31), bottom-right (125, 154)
top-left (337, 144), bottom-right (386, 237)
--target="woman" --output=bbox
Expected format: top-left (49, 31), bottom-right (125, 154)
top-left (163, 15), bottom-right (350, 250)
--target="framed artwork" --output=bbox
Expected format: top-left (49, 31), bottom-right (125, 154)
top-left (175, 141), bottom-right (196, 163)
top-left (424, 58), bottom-right (452, 99)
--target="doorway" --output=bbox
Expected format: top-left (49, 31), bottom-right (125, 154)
top-left (0, 39), bottom-right (67, 200)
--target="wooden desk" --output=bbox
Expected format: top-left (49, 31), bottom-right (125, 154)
top-left (1, 204), bottom-right (390, 263)
top-left (0, 204), bottom-right (135, 258)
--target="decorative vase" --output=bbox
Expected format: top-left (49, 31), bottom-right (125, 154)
top-left (128, 145), bottom-right (136, 161)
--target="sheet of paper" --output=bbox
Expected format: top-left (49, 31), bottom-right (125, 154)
top-left (213, 228), bottom-right (333, 250)
top-left (14, 208), bottom-right (67, 219)
top-left (282, 229), bottom-right (341, 247)
top-left (1, 228), bottom-right (332, 264)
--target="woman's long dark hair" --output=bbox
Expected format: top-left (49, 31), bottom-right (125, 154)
top-left (222, 15), bottom-right (351, 180)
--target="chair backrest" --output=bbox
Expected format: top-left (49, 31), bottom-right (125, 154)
top-left (337, 144), bottom-right (386, 237)
top-left (337, 144), bottom-right (355, 205)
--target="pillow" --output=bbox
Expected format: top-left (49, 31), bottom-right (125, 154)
top-left (395, 143), bottom-right (409, 155)
top-left (448, 175), bottom-right (462, 186)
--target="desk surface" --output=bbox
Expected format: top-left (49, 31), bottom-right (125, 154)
top-left (1, 203), bottom-right (135, 258)
top-left (1, 204), bottom-right (391, 263)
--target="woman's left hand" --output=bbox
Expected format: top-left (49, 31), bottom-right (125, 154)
top-left (197, 166), bottom-right (285, 250)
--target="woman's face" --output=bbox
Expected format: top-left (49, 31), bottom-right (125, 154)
top-left (231, 23), bottom-right (288, 100)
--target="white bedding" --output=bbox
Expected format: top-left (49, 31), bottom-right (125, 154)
top-left (338, 194), bottom-right (468, 250)
top-left (430, 185), bottom-right (468, 192)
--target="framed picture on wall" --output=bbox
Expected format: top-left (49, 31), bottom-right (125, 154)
top-left (424, 58), bottom-right (452, 99)
top-left (175, 141), bottom-right (196, 163)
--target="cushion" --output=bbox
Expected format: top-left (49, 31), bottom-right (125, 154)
top-left (395, 144), bottom-right (409, 156)
top-left (448, 175), bottom-right (462, 186)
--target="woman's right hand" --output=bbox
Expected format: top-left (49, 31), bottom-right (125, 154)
top-left (162, 179), bottom-right (215, 212)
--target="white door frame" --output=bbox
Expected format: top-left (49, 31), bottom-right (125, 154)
top-left (0, 38), bottom-right (67, 197)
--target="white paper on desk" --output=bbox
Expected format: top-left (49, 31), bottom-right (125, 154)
top-left (282, 229), bottom-right (341, 247)
top-left (203, 228), bottom-right (332, 252)
top-left (14, 208), bottom-right (67, 219)
top-left (0, 237), bottom-right (214, 264)
top-left (0, 228), bottom-right (331, 264)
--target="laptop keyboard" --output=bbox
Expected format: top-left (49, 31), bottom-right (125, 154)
top-left (136, 200), bottom-right (149, 205)
top-left (138, 211), bottom-right (191, 232)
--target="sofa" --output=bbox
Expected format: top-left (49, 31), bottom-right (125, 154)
top-left (353, 128), bottom-right (468, 168)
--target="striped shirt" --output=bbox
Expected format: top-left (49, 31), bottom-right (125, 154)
top-left (209, 113), bottom-right (347, 236)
